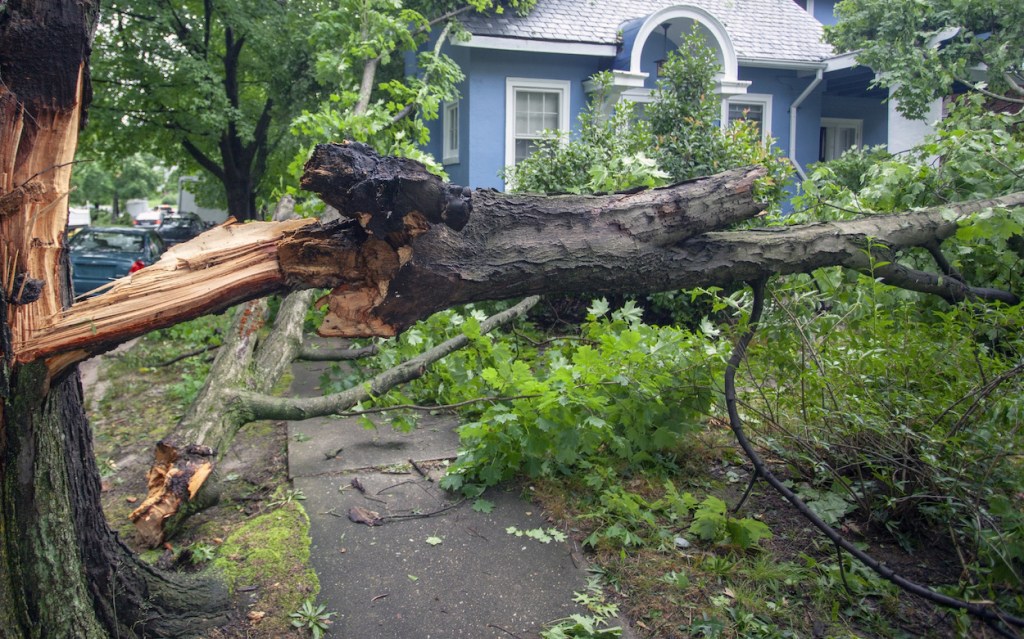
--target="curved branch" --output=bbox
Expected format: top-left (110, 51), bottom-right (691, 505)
top-left (232, 296), bottom-right (539, 421)
top-left (924, 240), bottom-right (966, 283)
top-left (955, 77), bottom-right (1024, 105)
top-left (870, 249), bottom-right (1018, 304)
top-left (724, 280), bottom-right (1024, 636)
top-left (181, 138), bottom-right (226, 181)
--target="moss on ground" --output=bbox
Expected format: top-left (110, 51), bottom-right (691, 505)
top-left (211, 499), bottom-right (319, 636)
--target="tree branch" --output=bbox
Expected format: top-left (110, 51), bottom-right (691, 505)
top-left (180, 138), bottom-right (226, 181)
top-left (15, 144), bottom-right (1024, 379)
top-left (298, 343), bottom-right (379, 361)
top-left (231, 296), bottom-right (539, 421)
top-left (956, 77), bottom-right (1024, 105)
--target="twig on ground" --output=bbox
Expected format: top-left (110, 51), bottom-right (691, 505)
top-left (379, 499), bottom-right (464, 523)
top-left (487, 624), bottom-right (526, 639)
top-left (409, 458), bottom-right (429, 480)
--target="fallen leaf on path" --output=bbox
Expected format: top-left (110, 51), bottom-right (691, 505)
top-left (247, 611), bottom-right (266, 624)
top-left (425, 536), bottom-right (443, 546)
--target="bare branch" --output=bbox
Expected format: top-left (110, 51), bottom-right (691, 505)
top-left (231, 296), bottom-right (540, 421)
top-left (298, 343), bottom-right (379, 361)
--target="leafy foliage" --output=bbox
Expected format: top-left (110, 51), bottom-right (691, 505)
top-left (288, 0), bottom-right (463, 178)
top-left (289, 599), bottom-right (336, 639)
top-left (500, 73), bottom-right (665, 194)
top-left (88, 0), bottom-right (326, 218)
top-left (332, 300), bottom-right (724, 495)
top-left (542, 577), bottom-right (622, 639)
top-left (70, 152), bottom-right (167, 219)
top-left (827, 0), bottom-right (1024, 119)
top-left (287, 0), bottom-right (537, 209)
top-left (502, 29), bottom-right (791, 208)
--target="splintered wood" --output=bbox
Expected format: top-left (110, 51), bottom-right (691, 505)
top-left (129, 441), bottom-right (215, 548)
top-left (18, 217), bottom-right (312, 372)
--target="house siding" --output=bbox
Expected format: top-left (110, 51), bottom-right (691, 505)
top-left (812, 0), bottom-right (839, 26)
top-left (446, 47), bottom-right (604, 189)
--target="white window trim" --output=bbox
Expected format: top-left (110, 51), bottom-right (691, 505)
top-left (442, 101), bottom-right (459, 165)
top-left (504, 78), bottom-right (572, 170)
top-left (820, 117), bottom-right (864, 160)
top-left (620, 87), bottom-right (656, 104)
top-left (721, 93), bottom-right (773, 142)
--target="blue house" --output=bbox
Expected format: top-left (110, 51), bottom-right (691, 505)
top-left (422, 0), bottom-right (943, 190)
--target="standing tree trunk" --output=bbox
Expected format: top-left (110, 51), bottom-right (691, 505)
top-left (1, 1), bottom-right (228, 636)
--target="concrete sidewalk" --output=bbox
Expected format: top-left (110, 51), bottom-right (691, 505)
top-left (286, 357), bottom-right (619, 638)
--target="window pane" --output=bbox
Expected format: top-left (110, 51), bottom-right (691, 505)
top-left (515, 89), bottom-right (562, 136)
top-left (514, 112), bottom-right (526, 136)
top-left (820, 124), bottom-right (860, 161)
top-left (511, 86), bottom-right (563, 165)
top-left (447, 106), bottom-right (458, 150)
top-left (515, 139), bottom-right (537, 163)
top-left (729, 102), bottom-right (763, 129)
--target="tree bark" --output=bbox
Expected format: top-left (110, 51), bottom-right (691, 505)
top-left (1, 1), bottom-right (228, 636)
top-left (18, 142), bottom-right (1023, 380)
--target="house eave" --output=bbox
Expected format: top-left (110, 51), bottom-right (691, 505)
top-left (454, 34), bottom-right (618, 57)
top-left (738, 56), bottom-right (828, 71)
top-left (823, 51), bottom-right (860, 72)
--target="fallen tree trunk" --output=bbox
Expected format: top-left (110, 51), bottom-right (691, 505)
top-left (105, 143), bottom-right (1023, 547)
top-left (18, 142), bottom-right (1024, 378)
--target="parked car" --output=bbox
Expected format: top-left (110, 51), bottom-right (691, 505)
top-left (156, 212), bottom-right (206, 247)
top-left (133, 209), bottom-right (163, 227)
top-left (68, 227), bottom-right (166, 298)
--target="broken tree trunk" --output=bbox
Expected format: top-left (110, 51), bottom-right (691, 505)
top-left (98, 142), bottom-right (1021, 546)
top-left (1, 1), bottom-right (231, 635)
top-left (19, 142), bottom-right (1023, 379)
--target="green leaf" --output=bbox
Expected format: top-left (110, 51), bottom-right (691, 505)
top-left (471, 498), bottom-right (495, 513)
top-left (425, 536), bottom-right (443, 546)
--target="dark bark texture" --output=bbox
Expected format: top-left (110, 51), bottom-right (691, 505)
top-left (1, 0), bottom-right (229, 636)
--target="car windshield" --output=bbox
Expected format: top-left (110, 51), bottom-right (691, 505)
top-left (71, 231), bottom-right (145, 252)
top-left (162, 218), bottom-right (193, 229)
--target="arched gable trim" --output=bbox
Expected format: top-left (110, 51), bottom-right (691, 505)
top-left (625, 5), bottom-right (739, 83)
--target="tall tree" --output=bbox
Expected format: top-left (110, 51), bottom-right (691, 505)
top-left (87, 0), bottom-right (325, 220)
top-left (827, 0), bottom-right (1024, 119)
top-left (71, 151), bottom-right (166, 220)
top-left (1, 1), bottom-right (231, 636)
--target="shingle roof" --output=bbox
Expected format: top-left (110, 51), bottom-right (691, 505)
top-left (460, 0), bottom-right (835, 64)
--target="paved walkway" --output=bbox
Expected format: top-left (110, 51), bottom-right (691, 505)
top-left (287, 358), bottom-right (627, 638)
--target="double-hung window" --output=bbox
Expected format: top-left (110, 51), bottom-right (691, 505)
top-left (505, 78), bottom-right (571, 168)
top-left (722, 94), bottom-right (773, 142)
top-left (442, 101), bottom-right (459, 165)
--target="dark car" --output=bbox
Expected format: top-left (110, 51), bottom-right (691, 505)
top-left (68, 227), bottom-right (165, 298)
top-left (156, 212), bottom-right (206, 247)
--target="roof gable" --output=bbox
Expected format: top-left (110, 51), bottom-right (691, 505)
top-left (459, 0), bottom-right (834, 65)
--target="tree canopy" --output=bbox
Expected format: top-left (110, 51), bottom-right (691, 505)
top-left (87, 0), bottom-right (327, 220)
top-left (827, 0), bottom-right (1024, 119)
top-left (70, 151), bottom-right (167, 219)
